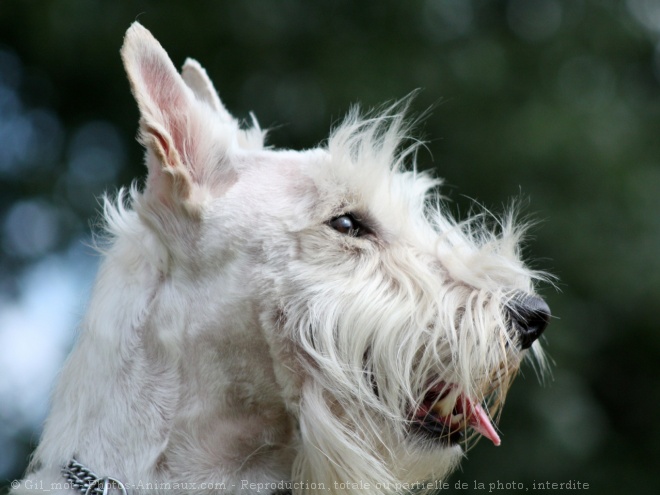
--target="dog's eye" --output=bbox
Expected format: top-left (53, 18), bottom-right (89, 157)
top-left (329, 214), bottom-right (366, 237)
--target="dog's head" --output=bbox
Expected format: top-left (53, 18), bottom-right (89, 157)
top-left (262, 111), bottom-right (552, 488)
top-left (121, 22), bottom-right (551, 493)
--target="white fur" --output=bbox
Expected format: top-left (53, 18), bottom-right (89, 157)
top-left (15, 22), bottom-right (549, 495)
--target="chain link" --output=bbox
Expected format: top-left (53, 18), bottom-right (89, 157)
top-left (62, 458), bottom-right (290, 495)
top-left (62, 459), bottom-right (127, 495)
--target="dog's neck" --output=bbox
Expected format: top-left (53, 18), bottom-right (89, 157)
top-left (27, 218), bottom-right (296, 490)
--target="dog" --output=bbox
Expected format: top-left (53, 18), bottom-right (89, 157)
top-left (14, 22), bottom-right (551, 495)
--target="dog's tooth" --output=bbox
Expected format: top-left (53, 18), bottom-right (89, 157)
top-left (432, 388), bottom-right (461, 417)
top-left (450, 413), bottom-right (464, 426)
top-left (430, 400), bottom-right (445, 417)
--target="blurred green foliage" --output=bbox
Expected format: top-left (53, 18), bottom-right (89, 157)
top-left (1, 0), bottom-right (659, 493)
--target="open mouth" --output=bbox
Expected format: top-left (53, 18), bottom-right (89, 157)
top-left (412, 383), bottom-right (501, 447)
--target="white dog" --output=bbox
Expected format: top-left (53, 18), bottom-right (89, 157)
top-left (15, 22), bottom-right (550, 495)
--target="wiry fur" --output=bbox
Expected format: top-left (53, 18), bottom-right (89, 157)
top-left (15, 23), bottom-right (550, 495)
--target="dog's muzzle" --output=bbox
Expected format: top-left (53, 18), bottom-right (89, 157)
top-left (508, 294), bottom-right (551, 350)
top-left (407, 295), bottom-right (550, 448)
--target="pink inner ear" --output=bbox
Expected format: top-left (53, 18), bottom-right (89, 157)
top-left (139, 54), bottom-right (191, 169)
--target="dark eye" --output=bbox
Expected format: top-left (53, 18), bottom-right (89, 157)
top-left (329, 214), bottom-right (366, 237)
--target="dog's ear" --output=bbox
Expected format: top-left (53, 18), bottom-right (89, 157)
top-left (182, 58), bottom-right (265, 151)
top-left (121, 22), bottom-right (197, 205)
top-left (121, 22), bottom-right (265, 211)
top-left (181, 58), bottom-right (226, 117)
top-left (121, 22), bottom-right (228, 211)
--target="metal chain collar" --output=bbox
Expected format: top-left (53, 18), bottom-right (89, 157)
top-left (62, 459), bottom-right (127, 495)
top-left (62, 458), bottom-right (292, 495)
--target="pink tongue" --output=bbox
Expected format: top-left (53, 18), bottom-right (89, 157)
top-left (462, 396), bottom-right (501, 446)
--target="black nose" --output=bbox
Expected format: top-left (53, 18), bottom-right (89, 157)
top-left (508, 295), bottom-right (551, 350)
